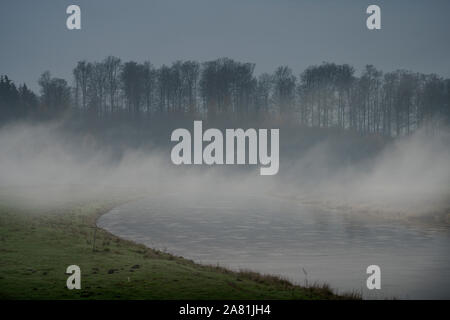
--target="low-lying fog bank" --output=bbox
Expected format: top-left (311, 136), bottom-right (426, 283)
top-left (0, 120), bottom-right (449, 223)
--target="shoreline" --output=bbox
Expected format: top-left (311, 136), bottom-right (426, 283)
top-left (0, 193), bottom-right (358, 300)
top-left (94, 199), bottom-right (358, 299)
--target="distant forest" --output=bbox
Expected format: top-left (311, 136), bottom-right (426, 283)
top-left (1, 56), bottom-right (449, 136)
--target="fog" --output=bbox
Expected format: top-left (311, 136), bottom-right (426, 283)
top-left (0, 120), bottom-right (449, 222)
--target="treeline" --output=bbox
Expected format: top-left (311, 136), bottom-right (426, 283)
top-left (1, 56), bottom-right (449, 136)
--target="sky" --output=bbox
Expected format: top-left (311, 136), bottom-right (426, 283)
top-left (0, 0), bottom-right (449, 92)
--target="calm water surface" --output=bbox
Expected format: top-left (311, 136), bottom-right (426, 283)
top-left (98, 194), bottom-right (450, 299)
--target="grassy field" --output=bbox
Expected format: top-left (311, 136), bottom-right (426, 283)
top-left (0, 194), bottom-right (357, 300)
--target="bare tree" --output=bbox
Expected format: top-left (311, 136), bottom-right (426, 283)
top-left (103, 56), bottom-right (122, 115)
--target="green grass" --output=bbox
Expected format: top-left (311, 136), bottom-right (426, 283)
top-left (0, 196), bottom-right (358, 300)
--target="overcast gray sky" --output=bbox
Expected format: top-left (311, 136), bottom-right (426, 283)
top-left (1, 0), bottom-right (449, 92)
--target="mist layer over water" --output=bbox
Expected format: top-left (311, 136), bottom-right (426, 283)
top-left (1, 121), bottom-right (449, 214)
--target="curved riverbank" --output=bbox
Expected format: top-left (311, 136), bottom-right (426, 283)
top-left (0, 194), bottom-right (356, 299)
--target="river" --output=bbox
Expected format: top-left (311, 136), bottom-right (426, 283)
top-left (98, 193), bottom-right (450, 299)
